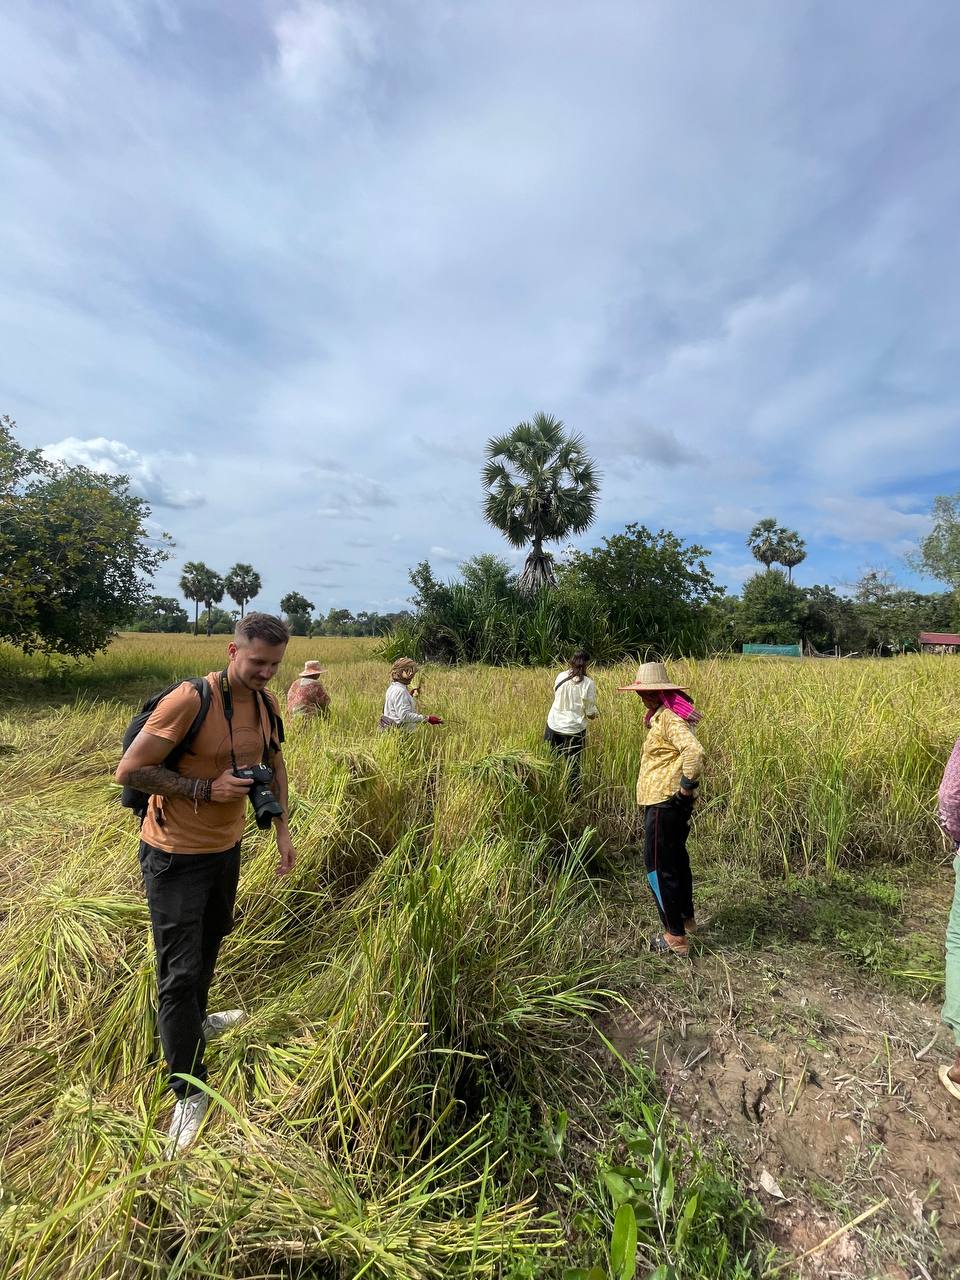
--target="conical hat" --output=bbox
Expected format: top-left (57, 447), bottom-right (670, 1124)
top-left (617, 660), bottom-right (684, 692)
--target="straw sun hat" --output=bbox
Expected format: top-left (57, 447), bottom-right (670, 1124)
top-left (617, 660), bottom-right (683, 693)
top-left (298, 660), bottom-right (328, 679)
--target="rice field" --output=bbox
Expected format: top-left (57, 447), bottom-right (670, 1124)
top-left (0, 634), bottom-right (956, 1279)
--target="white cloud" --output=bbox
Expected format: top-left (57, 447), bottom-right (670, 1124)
top-left (41, 437), bottom-right (204, 509)
top-left (814, 496), bottom-right (931, 549)
top-left (429, 545), bottom-right (459, 562)
top-left (312, 465), bottom-right (396, 519)
top-left (272, 0), bottom-right (376, 102)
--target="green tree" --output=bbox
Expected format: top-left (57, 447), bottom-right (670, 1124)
top-left (131, 595), bottom-right (189, 633)
top-left (179, 561), bottom-right (207, 636)
top-left (198, 606), bottom-right (235, 635)
top-left (746, 517), bottom-right (785, 571)
top-left (280, 590), bottom-right (314, 637)
top-left (911, 493), bottom-right (960, 610)
top-left (482, 412), bottom-right (599, 592)
top-left (459, 553), bottom-right (515, 597)
top-left (779, 531), bottom-right (807, 582)
top-left (738, 569), bottom-right (805, 644)
top-left (800, 585), bottom-right (859, 652)
top-left (224, 563), bottom-right (261, 618)
top-left (0, 415), bottom-right (169, 656)
top-left (558, 523), bottom-right (719, 653)
top-left (188, 565), bottom-right (225, 637)
top-left (851, 569), bottom-right (954, 652)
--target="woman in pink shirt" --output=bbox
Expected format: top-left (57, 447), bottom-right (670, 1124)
top-left (286, 660), bottom-right (331, 718)
top-left (938, 738), bottom-right (960, 1101)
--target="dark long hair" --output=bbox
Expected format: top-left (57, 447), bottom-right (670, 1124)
top-left (568, 650), bottom-right (589, 683)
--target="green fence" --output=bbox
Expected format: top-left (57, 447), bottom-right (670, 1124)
top-left (742, 643), bottom-right (802, 657)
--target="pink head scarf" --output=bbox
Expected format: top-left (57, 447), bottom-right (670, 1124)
top-left (644, 689), bottom-right (703, 727)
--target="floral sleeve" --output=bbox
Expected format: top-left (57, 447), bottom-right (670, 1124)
top-left (939, 738), bottom-right (960, 845)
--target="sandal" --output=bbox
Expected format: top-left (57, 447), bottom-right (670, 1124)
top-left (650, 933), bottom-right (690, 959)
top-left (939, 1064), bottom-right (960, 1102)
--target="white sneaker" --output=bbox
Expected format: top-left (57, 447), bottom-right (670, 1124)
top-left (202, 1009), bottom-right (246, 1039)
top-left (164, 1093), bottom-right (210, 1159)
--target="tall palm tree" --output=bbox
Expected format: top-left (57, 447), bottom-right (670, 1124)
top-left (200, 569), bottom-right (225, 637)
top-left (747, 518), bottom-right (785, 572)
top-left (779, 532), bottom-right (807, 582)
top-left (224, 563), bottom-right (261, 618)
top-left (179, 561), bottom-right (207, 636)
top-left (482, 412), bottom-right (599, 592)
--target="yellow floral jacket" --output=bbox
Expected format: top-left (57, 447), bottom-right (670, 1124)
top-left (636, 706), bottom-right (705, 806)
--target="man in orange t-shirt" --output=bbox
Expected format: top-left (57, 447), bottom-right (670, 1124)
top-left (116, 612), bottom-right (296, 1156)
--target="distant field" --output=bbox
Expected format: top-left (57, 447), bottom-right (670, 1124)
top-left (0, 636), bottom-right (957, 1277)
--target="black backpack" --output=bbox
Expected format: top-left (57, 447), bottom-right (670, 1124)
top-left (119, 677), bottom-right (212, 821)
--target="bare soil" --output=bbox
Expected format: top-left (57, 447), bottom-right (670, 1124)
top-left (605, 942), bottom-right (958, 1280)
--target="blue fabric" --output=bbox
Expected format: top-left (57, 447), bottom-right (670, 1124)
top-left (647, 869), bottom-right (665, 911)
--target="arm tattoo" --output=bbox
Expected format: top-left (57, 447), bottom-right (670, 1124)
top-left (124, 765), bottom-right (203, 801)
top-left (270, 754), bottom-right (289, 813)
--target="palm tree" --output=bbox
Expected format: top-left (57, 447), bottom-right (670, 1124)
top-left (280, 591), bottom-right (314, 637)
top-left (482, 412), bottom-right (599, 592)
top-left (747, 518), bottom-right (785, 572)
top-left (779, 532), bottom-right (807, 582)
top-left (199, 570), bottom-right (225, 637)
top-left (179, 561), bottom-right (207, 636)
top-left (224, 563), bottom-right (261, 618)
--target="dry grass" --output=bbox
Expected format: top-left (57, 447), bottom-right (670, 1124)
top-left (0, 635), bottom-right (956, 1278)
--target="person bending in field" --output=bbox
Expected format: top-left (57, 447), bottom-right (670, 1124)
top-left (544, 649), bottom-right (598, 797)
top-left (938, 736), bottom-right (960, 1103)
top-left (286, 659), bottom-right (331, 718)
top-left (619, 661), bottom-right (705, 960)
top-left (115, 613), bottom-right (297, 1157)
top-left (379, 657), bottom-right (443, 731)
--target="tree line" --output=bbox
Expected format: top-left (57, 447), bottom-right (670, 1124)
top-left (4, 409), bottom-right (960, 662)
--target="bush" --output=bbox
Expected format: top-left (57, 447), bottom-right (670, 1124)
top-left (382, 531), bottom-right (722, 667)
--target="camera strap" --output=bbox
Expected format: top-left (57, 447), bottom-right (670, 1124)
top-left (219, 669), bottom-right (270, 771)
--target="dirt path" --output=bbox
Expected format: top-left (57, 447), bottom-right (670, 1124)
top-left (606, 945), bottom-right (958, 1279)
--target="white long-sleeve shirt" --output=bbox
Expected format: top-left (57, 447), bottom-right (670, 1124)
top-left (382, 681), bottom-right (425, 731)
top-left (546, 671), bottom-right (598, 735)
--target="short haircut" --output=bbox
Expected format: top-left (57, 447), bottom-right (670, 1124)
top-left (235, 612), bottom-right (290, 647)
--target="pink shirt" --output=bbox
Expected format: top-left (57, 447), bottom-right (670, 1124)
top-left (939, 738), bottom-right (960, 845)
top-left (286, 677), bottom-right (330, 717)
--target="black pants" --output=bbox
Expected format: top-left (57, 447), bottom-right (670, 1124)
top-left (643, 798), bottom-right (694, 936)
top-left (139, 841), bottom-right (240, 1098)
top-left (544, 725), bottom-right (585, 795)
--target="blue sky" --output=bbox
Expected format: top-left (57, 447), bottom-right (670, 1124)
top-left (3, 0), bottom-right (960, 616)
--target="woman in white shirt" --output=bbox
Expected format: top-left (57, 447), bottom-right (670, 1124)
top-left (379, 657), bottom-right (443, 732)
top-left (544, 650), bottom-right (598, 795)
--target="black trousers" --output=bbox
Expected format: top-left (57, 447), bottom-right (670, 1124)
top-left (544, 725), bottom-right (586, 795)
top-left (139, 841), bottom-right (240, 1098)
top-left (643, 797), bottom-right (694, 936)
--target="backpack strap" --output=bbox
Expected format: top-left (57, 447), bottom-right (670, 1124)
top-left (166, 677), bottom-right (212, 768)
top-left (259, 690), bottom-right (285, 756)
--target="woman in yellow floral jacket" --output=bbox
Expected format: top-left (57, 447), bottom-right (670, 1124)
top-left (619, 661), bottom-right (705, 958)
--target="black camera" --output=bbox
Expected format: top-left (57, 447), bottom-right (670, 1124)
top-left (234, 763), bottom-right (283, 830)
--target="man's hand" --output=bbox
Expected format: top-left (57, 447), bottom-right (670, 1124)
top-left (426, 715), bottom-right (443, 725)
top-left (276, 831), bottom-right (297, 876)
top-left (211, 769), bottom-right (254, 803)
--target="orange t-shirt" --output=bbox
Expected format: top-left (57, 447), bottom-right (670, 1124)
top-left (139, 671), bottom-right (282, 854)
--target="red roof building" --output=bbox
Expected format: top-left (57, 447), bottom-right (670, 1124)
top-left (919, 631), bottom-right (960, 652)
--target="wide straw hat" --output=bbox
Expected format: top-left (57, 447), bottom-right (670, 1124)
top-left (298, 660), bottom-right (328, 679)
top-left (618, 660), bottom-right (683, 693)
